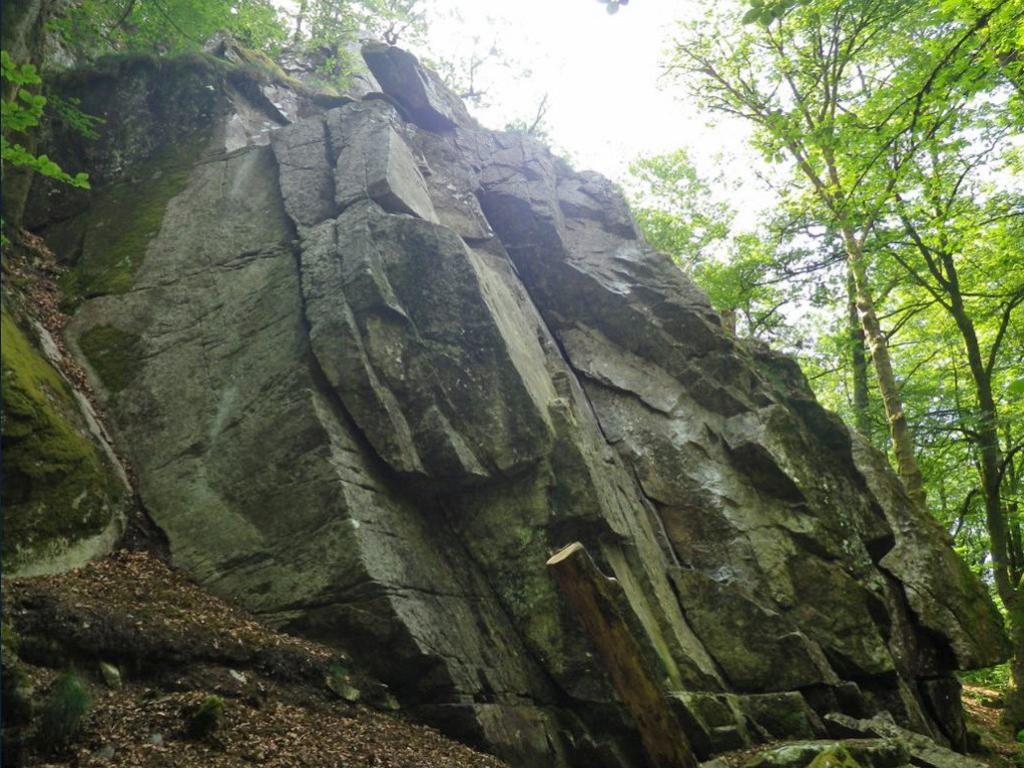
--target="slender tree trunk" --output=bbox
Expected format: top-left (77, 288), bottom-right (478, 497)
top-left (841, 227), bottom-right (927, 510)
top-left (938, 257), bottom-right (1021, 717)
top-left (847, 268), bottom-right (872, 440)
top-left (1005, 597), bottom-right (1024, 727)
top-left (1007, 426), bottom-right (1023, 579)
top-left (943, 265), bottom-right (1009, 590)
top-left (293, 0), bottom-right (308, 43)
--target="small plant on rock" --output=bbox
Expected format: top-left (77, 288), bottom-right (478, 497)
top-left (38, 670), bottom-right (91, 750)
top-left (186, 694), bottom-right (225, 739)
top-left (325, 661), bottom-right (361, 703)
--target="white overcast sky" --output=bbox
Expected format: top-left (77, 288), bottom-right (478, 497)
top-left (413, 0), bottom-right (768, 218)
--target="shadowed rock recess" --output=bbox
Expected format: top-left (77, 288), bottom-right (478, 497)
top-left (25, 44), bottom-right (1008, 767)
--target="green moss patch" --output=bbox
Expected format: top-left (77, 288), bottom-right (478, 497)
top-left (77, 325), bottom-right (143, 395)
top-left (59, 136), bottom-right (203, 304)
top-left (809, 745), bottom-right (863, 768)
top-left (1, 308), bottom-right (122, 566)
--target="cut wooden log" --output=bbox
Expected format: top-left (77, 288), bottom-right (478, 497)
top-left (547, 541), bottom-right (699, 768)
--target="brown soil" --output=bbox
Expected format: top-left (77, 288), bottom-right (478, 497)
top-left (3, 552), bottom-right (508, 768)
top-left (962, 684), bottom-right (1022, 768)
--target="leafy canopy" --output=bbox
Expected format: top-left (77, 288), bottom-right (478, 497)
top-left (1, 51), bottom-right (90, 190)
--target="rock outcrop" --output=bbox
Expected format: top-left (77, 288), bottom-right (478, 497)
top-left (16, 44), bottom-right (1008, 767)
top-left (0, 303), bottom-right (130, 575)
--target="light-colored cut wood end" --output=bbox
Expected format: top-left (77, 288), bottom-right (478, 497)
top-left (546, 541), bottom-right (585, 566)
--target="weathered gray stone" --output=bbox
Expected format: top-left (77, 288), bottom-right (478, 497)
top-left (325, 102), bottom-right (438, 222)
top-left (362, 42), bottom-right (469, 131)
top-left (62, 136), bottom-right (565, 764)
top-left (736, 691), bottom-right (825, 740)
top-left (746, 740), bottom-right (910, 768)
top-left (270, 115), bottom-right (336, 230)
top-left (824, 714), bottom-right (987, 768)
top-left (24, 43), bottom-right (1007, 768)
top-left (299, 200), bottom-right (553, 481)
top-left (672, 691), bottom-right (753, 756)
top-left (670, 568), bottom-right (838, 691)
top-left (851, 434), bottom-right (1009, 670)
top-left (672, 689), bottom-right (826, 757)
top-left (406, 128), bottom-right (495, 240)
top-left (919, 678), bottom-right (968, 751)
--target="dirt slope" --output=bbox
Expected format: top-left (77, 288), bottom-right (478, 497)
top-left (2, 552), bottom-right (508, 768)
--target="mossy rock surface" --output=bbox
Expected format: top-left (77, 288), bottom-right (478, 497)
top-left (809, 746), bottom-right (863, 768)
top-left (0, 306), bottom-right (125, 571)
top-left (58, 136), bottom-right (204, 304)
top-left (78, 325), bottom-right (143, 395)
top-left (186, 695), bottom-right (224, 739)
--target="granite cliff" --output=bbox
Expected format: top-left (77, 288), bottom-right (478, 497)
top-left (3, 41), bottom-right (1009, 768)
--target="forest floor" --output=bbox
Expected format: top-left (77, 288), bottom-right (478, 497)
top-left (962, 684), bottom-right (1022, 768)
top-left (4, 551), bottom-right (1021, 768)
top-left (3, 552), bottom-right (508, 768)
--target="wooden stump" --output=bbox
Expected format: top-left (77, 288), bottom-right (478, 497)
top-left (547, 542), bottom-right (698, 768)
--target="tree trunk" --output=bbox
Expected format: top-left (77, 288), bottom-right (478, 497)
top-left (953, 308), bottom-right (1010, 595)
top-left (293, 0), bottom-right (308, 43)
top-left (721, 308), bottom-right (737, 336)
top-left (547, 543), bottom-right (698, 768)
top-left (1004, 597), bottom-right (1024, 728)
top-left (842, 227), bottom-right (927, 510)
top-left (938, 255), bottom-right (1020, 714)
top-left (847, 268), bottom-right (872, 440)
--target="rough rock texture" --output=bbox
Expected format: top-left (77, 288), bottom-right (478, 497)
top-left (20, 43), bottom-right (1008, 768)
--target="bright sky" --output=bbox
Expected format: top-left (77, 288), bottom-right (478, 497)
top-left (413, 0), bottom-right (768, 221)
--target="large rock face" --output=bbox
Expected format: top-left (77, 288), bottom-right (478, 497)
top-left (22, 45), bottom-right (1007, 767)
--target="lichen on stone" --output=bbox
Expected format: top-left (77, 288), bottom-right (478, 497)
top-left (808, 745), bottom-right (863, 768)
